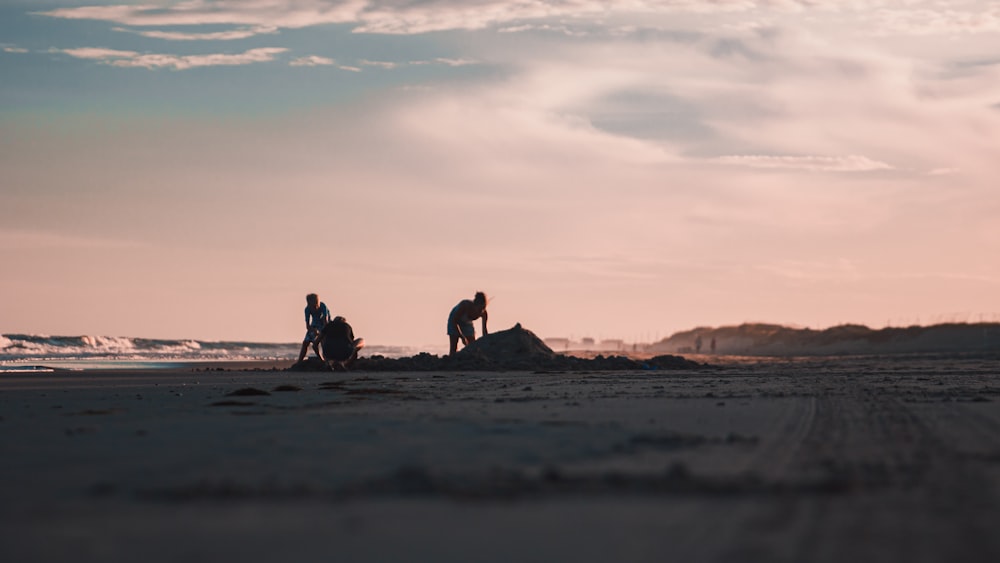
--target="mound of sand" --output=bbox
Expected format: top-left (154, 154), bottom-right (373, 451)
top-left (288, 324), bottom-right (702, 372)
top-left (461, 323), bottom-right (556, 360)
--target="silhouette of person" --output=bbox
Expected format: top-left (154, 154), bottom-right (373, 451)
top-left (710, 337), bottom-right (716, 354)
top-left (447, 291), bottom-right (489, 356)
top-left (299, 293), bottom-right (331, 362)
top-left (318, 316), bottom-right (365, 371)
top-left (695, 335), bottom-right (703, 353)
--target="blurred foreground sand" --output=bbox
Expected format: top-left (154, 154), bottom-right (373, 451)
top-left (1, 356), bottom-right (999, 562)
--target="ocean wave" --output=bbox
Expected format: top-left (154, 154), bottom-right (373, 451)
top-left (0, 334), bottom-right (427, 362)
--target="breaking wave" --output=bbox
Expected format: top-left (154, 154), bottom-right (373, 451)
top-left (0, 334), bottom-right (416, 362)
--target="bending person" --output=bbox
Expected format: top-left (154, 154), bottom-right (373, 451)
top-left (299, 293), bottom-right (331, 362)
top-left (447, 291), bottom-right (489, 356)
top-left (318, 316), bottom-right (365, 371)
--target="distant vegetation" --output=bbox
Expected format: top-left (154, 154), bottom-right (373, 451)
top-left (651, 322), bottom-right (1000, 356)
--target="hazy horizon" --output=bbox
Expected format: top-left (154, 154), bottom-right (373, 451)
top-left (2, 1), bottom-right (999, 348)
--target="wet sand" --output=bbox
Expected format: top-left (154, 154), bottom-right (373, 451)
top-left (1, 356), bottom-right (999, 562)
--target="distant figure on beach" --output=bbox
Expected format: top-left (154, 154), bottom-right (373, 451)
top-left (710, 337), bottom-right (716, 354)
top-left (318, 316), bottom-right (365, 371)
top-left (299, 293), bottom-right (331, 362)
top-left (448, 291), bottom-right (489, 356)
top-left (695, 335), bottom-right (703, 353)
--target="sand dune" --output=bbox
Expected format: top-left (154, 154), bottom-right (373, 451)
top-left (653, 322), bottom-right (1000, 356)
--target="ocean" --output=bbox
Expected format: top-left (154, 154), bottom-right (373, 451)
top-left (0, 333), bottom-right (426, 371)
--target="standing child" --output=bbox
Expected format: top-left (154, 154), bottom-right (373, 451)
top-left (299, 293), bottom-right (331, 362)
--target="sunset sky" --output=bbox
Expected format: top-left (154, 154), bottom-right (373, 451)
top-left (2, 1), bottom-right (999, 347)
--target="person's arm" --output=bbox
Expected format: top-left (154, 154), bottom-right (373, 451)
top-left (481, 309), bottom-right (489, 336)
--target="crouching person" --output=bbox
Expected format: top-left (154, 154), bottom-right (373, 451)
top-left (318, 316), bottom-right (365, 371)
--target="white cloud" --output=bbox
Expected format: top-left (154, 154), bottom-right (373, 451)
top-left (3, 45), bottom-right (29, 53)
top-left (58, 46), bottom-right (288, 70)
top-left (417, 57), bottom-right (478, 67)
top-left (36, 0), bottom-right (366, 30)
top-left (35, 1), bottom-right (967, 37)
top-left (60, 47), bottom-right (139, 60)
top-left (290, 55), bottom-right (335, 66)
top-left (360, 59), bottom-right (399, 69)
top-left (361, 57), bottom-right (478, 69)
top-left (112, 25), bottom-right (279, 41)
top-left (289, 55), bottom-right (358, 70)
top-left (716, 154), bottom-right (894, 172)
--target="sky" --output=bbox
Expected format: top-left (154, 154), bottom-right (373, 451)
top-left (2, 1), bottom-right (999, 347)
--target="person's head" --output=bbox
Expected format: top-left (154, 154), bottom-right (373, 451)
top-left (473, 291), bottom-right (487, 309)
top-left (306, 293), bottom-right (319, 307)
top-left (333, 316), bottom-right (346, 324)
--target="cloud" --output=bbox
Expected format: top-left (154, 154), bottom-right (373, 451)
top-left (289, 55), bottom-right (359, 71)
top-left (360, 57), bottom-right (478, 69)
top-left (871, 7), bottom-right (1000, 36)
top-left (36, 0), bottom-right (366, 30)
top-left (928, 167), bottom-right (960, 176)
top-left (716, 155), bottom-right (894, 172)
top-left (289, 55), bottom-right (334, 66)
top-left (3, 45), bottom-right (29, 54)
top-left (35, 1), bottom-right (953, 37)
top-left (58, 46), bottom-right (288, 70)
top-left (415, 57), bottom-right (477, 67)
top-left (59, 47), bottom-right (139, 60)
top-left (112, 25), bottom-right (279, 41)
top-left (360, 59), bottom-right (399, 69)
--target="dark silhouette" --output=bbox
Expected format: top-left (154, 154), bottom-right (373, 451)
top-left (317, 316), bottom-right (365, 371)
top-left (299, 293), bottom-right (331, 362)
top-left (447, 291), bottom-right (489, 356)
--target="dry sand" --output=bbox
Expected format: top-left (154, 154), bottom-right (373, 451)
top-left (1, 355), bottom-right (999, 562)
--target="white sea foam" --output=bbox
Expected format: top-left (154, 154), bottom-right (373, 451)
top-left (0, 334), bottom-right (424, 363)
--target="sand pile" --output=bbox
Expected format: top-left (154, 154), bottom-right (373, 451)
top-left (462, 323), bottom-right (556, 360)
top-left (289, 324), bottom-right (701, 372)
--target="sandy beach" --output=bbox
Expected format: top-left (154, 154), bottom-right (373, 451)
top-left (2, 355), bottom-right (999, 562)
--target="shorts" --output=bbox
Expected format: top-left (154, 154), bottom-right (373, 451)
top-left (447, 306), bottom-right (475, 338)
top-left (303, 328), bottom-right (322, 343)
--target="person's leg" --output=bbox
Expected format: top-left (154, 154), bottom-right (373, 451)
top-left (449, 334), bottom-right (460, 356)
top-left (298, 341), bottom-right (309, 363)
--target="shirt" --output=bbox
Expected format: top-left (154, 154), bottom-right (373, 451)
top-left (305, 302), bottom-right (331, 329)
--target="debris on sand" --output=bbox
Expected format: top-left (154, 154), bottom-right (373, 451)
top-left (225, 388), bottom-right (271, 396)
top-left (286, 357), bottom-right (331, 372)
